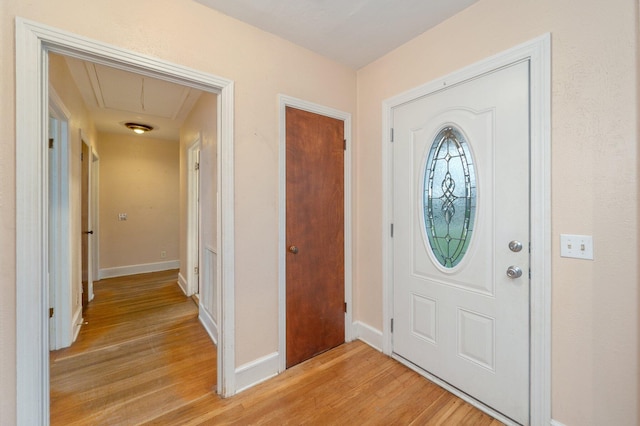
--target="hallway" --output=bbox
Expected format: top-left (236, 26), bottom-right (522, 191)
top-left (50, 270), bottom-right (217, 424)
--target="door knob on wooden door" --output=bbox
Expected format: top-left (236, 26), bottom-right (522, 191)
top-left (288, 245), bottom-right (299, 254)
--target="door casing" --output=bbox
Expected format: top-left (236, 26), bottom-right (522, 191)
top-left (80, 135), bottom-right (92, 313)
top-left (186, 137), bottom-right (202, 296)
top-left (382, 35), bottom-right (551, 425)
top-left (48, 87), bottom-right (72, 351)
top-left (278, 95), bottom-right (353, 373)
top-left (15, 17), bottom-right (236, 425)
top-left (90, 146), bottom-right (100, 293)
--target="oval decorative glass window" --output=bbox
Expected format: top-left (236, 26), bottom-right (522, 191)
top-left (423, 126), bottom-right (476, 268)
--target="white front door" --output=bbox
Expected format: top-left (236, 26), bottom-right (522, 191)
top-left (392, 60), bottom-right (530, 424)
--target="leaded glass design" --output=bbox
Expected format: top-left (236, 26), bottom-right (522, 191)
top-left (424, 126), bottom-right (476, 268)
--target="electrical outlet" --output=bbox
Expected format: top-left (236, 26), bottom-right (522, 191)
top-left (118, 213), bottom-right (127, 221)
top-left (560, 234), bottom-right (593, 260)
top-left (160, 250), bottom-right (167, 258)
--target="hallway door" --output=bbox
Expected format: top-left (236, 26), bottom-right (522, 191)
top-left (286, 107), bottom-right (345, 368)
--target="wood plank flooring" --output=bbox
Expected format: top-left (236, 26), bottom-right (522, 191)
top-left (51, 270), bottom-right (503, 425)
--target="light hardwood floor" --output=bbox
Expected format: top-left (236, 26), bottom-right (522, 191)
top-left (51, 270), bottom-right (503, 425)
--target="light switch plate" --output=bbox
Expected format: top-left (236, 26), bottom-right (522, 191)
top-left (560, 234), bottom-right (593, 260)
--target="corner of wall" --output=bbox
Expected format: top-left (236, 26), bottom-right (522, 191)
top-left (178, 272), bottom-right (188, 295)
top-left (234, 352), bottom-right (280, 394)
top-left (352, 321), bottom-right (383, 352)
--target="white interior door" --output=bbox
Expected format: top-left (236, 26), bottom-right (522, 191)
top-left (48, 115), bottom-right (57, 350)
top-left (187, 139), bottom-right (201, 297)
top-left (392, 60), bottom-right (530, 424)
top-left (91, 149), bottom-right (100, 297)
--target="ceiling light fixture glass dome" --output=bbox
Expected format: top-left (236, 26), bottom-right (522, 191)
top-left (124, 122), bottom-right (154, 134)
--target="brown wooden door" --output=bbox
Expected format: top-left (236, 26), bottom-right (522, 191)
top-left (286, 106), bottom-right (345, 368)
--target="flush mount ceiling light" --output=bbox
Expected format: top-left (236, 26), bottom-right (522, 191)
top-left (124, 122), bottom-right (154, 134)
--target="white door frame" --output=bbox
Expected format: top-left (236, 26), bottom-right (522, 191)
top-left (48, 87), bottom-right (72, 351)
top-left (186, 137), bottom-right (202, 296)
top-left (90, 147), bottom-right (100, 290)
top-left (15, 18), bottom-right (236, 425)
top-left (382, 35), bottom-right (551, 425)
top-left (277, 95), bottom-right (353, 372)
top-left (80, 131), bottom-right (94, 304)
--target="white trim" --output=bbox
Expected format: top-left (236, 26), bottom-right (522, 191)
top-left (178, 272), bottom-right (188, 295)
top-left (353, 321), bottom-right (383, 352)
top-left (89, 147), bottom-right (100, 301)
top-left (16, 17), bottom-right (236, 425)
top-left (186, 137), bottom-right (202, 297)
top-left (235, 352), bottom-right (280, 394)
top-left (550, 420), bottom-right (568, 426)
top-left (200, 245), bottom-right (218, 345)
top-left (48, 86), bottom-right (73, 351)
top-left (198, 305), bottom-right (219, 345)
top-left (80, 131), bottom-right (94, 303)
top-left (98, 260), bottom-right (180, 279)
top-left (277, 95), bottom-right (353, 373)
top-left (71, 305), bottom-right (83, 343)
top-left (381, 34), bottom-right (551, 426)
top-left (218, 77), bottom-right (235, 400)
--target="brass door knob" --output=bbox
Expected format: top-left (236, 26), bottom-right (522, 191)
top-left (288, 245), bottom-right (299, 254)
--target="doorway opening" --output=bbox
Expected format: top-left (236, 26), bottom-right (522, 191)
top-left (16, 18), bottom-right (236, 425)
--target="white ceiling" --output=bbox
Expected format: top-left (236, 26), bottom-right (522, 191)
top-left (195, 0), bottom-right (479, 69)
top-left (64, 56), bottom-right (203, 140)
top-left (62, 2), bottom-right (479, 139)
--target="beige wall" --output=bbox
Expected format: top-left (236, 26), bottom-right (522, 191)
top-left (3, 0), bottom-right (638, 425)
top-left (1, 1), bottom-right (356, 423)
top-left (180, 91), bottom-right (218, 327)
top-left (179, 92), bottom-right (218, 279)
top-left (48, 52), bottom-right (98, 340)
top-left (98, 132), bottom-right (179, 270)
top-left (355, 0), bottom-right (638, 424)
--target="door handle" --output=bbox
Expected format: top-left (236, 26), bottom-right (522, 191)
top-left (288, 245), bottom-right (299, 254)
top-left (508, 240), bottom-right (523, 252)
top-left (506, 265), bottom-right (523, 279)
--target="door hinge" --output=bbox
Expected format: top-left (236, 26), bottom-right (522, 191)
top-left (80, 152), bottom-right (84, 161)
top-left (194, 266), bottom-right (199, 275)
top-left (344, 302), bottom-right (347, 313)
top-left (49, 138), bottom-right (54, 149)
top-left (343, 139), bottom-right (347, 151)
top-left (390, 223), bottom-right (394, 237)
top-left (195, 162), bottom-right (200, 170)
top-left (390, 318), bottom-right (394, 333)
top-left (49, 307), bottom-right (54, 318)
top-left (391, 128), bottom-right (394, 142)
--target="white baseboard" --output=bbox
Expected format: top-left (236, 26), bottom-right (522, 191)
top-left (235, 352), bottom-right (280, 394)
top-left (550, 420), bottom-right (567, 426)
top-left (198, 305), bottom-right (218, 345)
top-left (353, 321), bottom-right (383, 351)
top-left (178, 272), bottom-right (188, 295)
top-left (71, 305), bottom-right (83, 343)
top-left (98, 260), bottom-right (180, 279)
